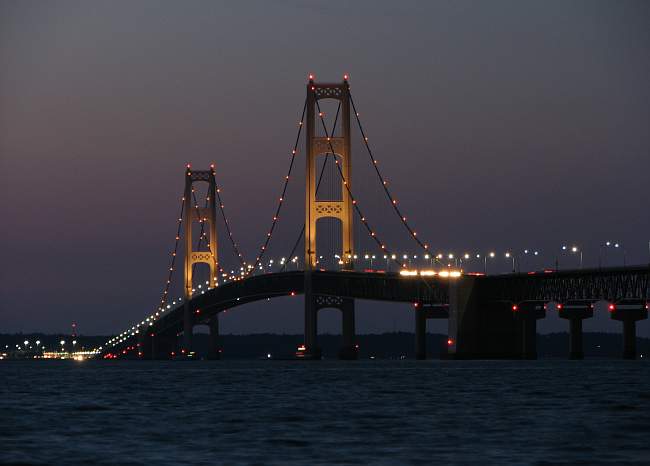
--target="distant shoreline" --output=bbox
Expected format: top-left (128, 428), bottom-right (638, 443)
top-left (2, 332), bottom-right (648, 359)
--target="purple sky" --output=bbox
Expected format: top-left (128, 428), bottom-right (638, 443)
top-left (1, 0), bottom-right (648, 337)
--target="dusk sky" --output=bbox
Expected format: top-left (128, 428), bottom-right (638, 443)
top-left (1, 0), bottom-right (648, 337)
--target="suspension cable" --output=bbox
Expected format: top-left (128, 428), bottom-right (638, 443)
top-left (349, 91), bottom-right (440, 264)
top-left (213, 182), bottom-right (247, 268)
top-left (314, 99), bottom-right (404, 269)
top-left (245, 98), bottom-right (308, 276)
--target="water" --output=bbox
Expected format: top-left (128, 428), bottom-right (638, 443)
top-left (2, 360), bottom-right (650, 465)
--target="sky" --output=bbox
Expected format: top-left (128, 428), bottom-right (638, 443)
top-left (1, 0), bottom-right (649, 337)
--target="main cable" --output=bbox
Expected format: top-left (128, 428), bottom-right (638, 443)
top-left (246, 98), bottom-right (308, 276)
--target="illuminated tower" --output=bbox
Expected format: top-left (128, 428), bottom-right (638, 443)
top-left (182, 165), bottom-right (218, 353)
top-left (304, 76), bottom-right (356, 359)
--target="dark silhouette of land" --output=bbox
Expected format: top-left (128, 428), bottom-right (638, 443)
top-left (2, 333), bottom-right (649, 359)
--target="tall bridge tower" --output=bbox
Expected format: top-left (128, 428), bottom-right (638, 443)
top-left (182, 165), bottom-right (219, 353)
top-left (304, 76), bottom-right (356, 359)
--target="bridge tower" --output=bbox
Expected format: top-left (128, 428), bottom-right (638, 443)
top-left (304, 76), bottom-right (356, 359)
top-left (182, 165), bottom-right (219, 356)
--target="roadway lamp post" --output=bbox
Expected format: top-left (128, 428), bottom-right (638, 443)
top-left (599, 241), bottom-right (621, 268)
top-left (505, 252), bottom-right (515, 273)
top-left (561, 245), bottom-right (582, 269)
top-left (572, 246), bottom-right (583, 269)
top-left (484, 251), bottom-right (495, 274)
top-left (460, 253), bottom-right (470, 270)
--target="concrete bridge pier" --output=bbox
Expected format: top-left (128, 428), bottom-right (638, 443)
top-left (182, 302), bottom-right (194, 356)
top-left (610, 301), bottom-right (648, 359)
top-left (415, 309), bottom-right (426, 360)
top-left (207, 314), bottom-right (221, 360)
top-left (303, 274), bottom-right (321, 360)
top-left (338, 300), bottom-right (358, 360)
top-left (415, 304), bottom-right (449, 360)
top-left (448, 276), bottom-right (519, 359)
top-left (559, 302), bottom-right (594, 359)
top-left (513, 302), bottom-right (545, 359)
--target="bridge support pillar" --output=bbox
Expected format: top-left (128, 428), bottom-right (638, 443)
top-left (569, 318), bottom-right (584, 360)
top-left (559, 302), bottom-right (594, 360)
top-left (339, 300), bottom-right (357, 360)
top-left (182, 302), bottom-right (194, 357)
top-left (303, 271), bottom-right (321, 360)
top-left (610, 302), bottom-right (648, 360)
top-left (207, 314), bottom-right (221, 360)
top-left (513, 302), bottom-right (545, 359)
top-left (448, 277), bottom-right (519, 359)
top-left (415, 308), bottom-right (426, 360)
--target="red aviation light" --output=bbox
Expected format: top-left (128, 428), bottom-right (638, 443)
top-left (608, 303), bottom-right (616, 312)
top-left (447, 338), bottom-right (454, 346)
top-left (512, 305), bottom-right (518, 312)
top-left (557, 304), bottom-right (563, 310)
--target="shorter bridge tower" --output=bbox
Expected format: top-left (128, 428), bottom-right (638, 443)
top-left (304, 76), bottom-right (357, 359)
top-left (182, 165), bottom-right (219, 355)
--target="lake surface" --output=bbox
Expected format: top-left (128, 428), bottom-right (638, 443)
top-left (2, 360), bottom-right (649, 465)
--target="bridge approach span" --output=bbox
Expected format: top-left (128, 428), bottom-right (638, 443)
top-left (150, 270), bottom-right (450, 337)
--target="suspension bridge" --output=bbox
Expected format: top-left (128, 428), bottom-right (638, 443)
top-left (99, 76), bottom-right (650, 361)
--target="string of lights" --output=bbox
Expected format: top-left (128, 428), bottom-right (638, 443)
top-left (348, 91), bottom-right (438, 263)
top-left (245, 98), bottom-right (308, 276)
top-left (213, 178), bottom-right (247, 268)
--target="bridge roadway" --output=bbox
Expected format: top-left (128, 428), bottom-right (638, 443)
top-left (127, 266), bottom-right (648, 359)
